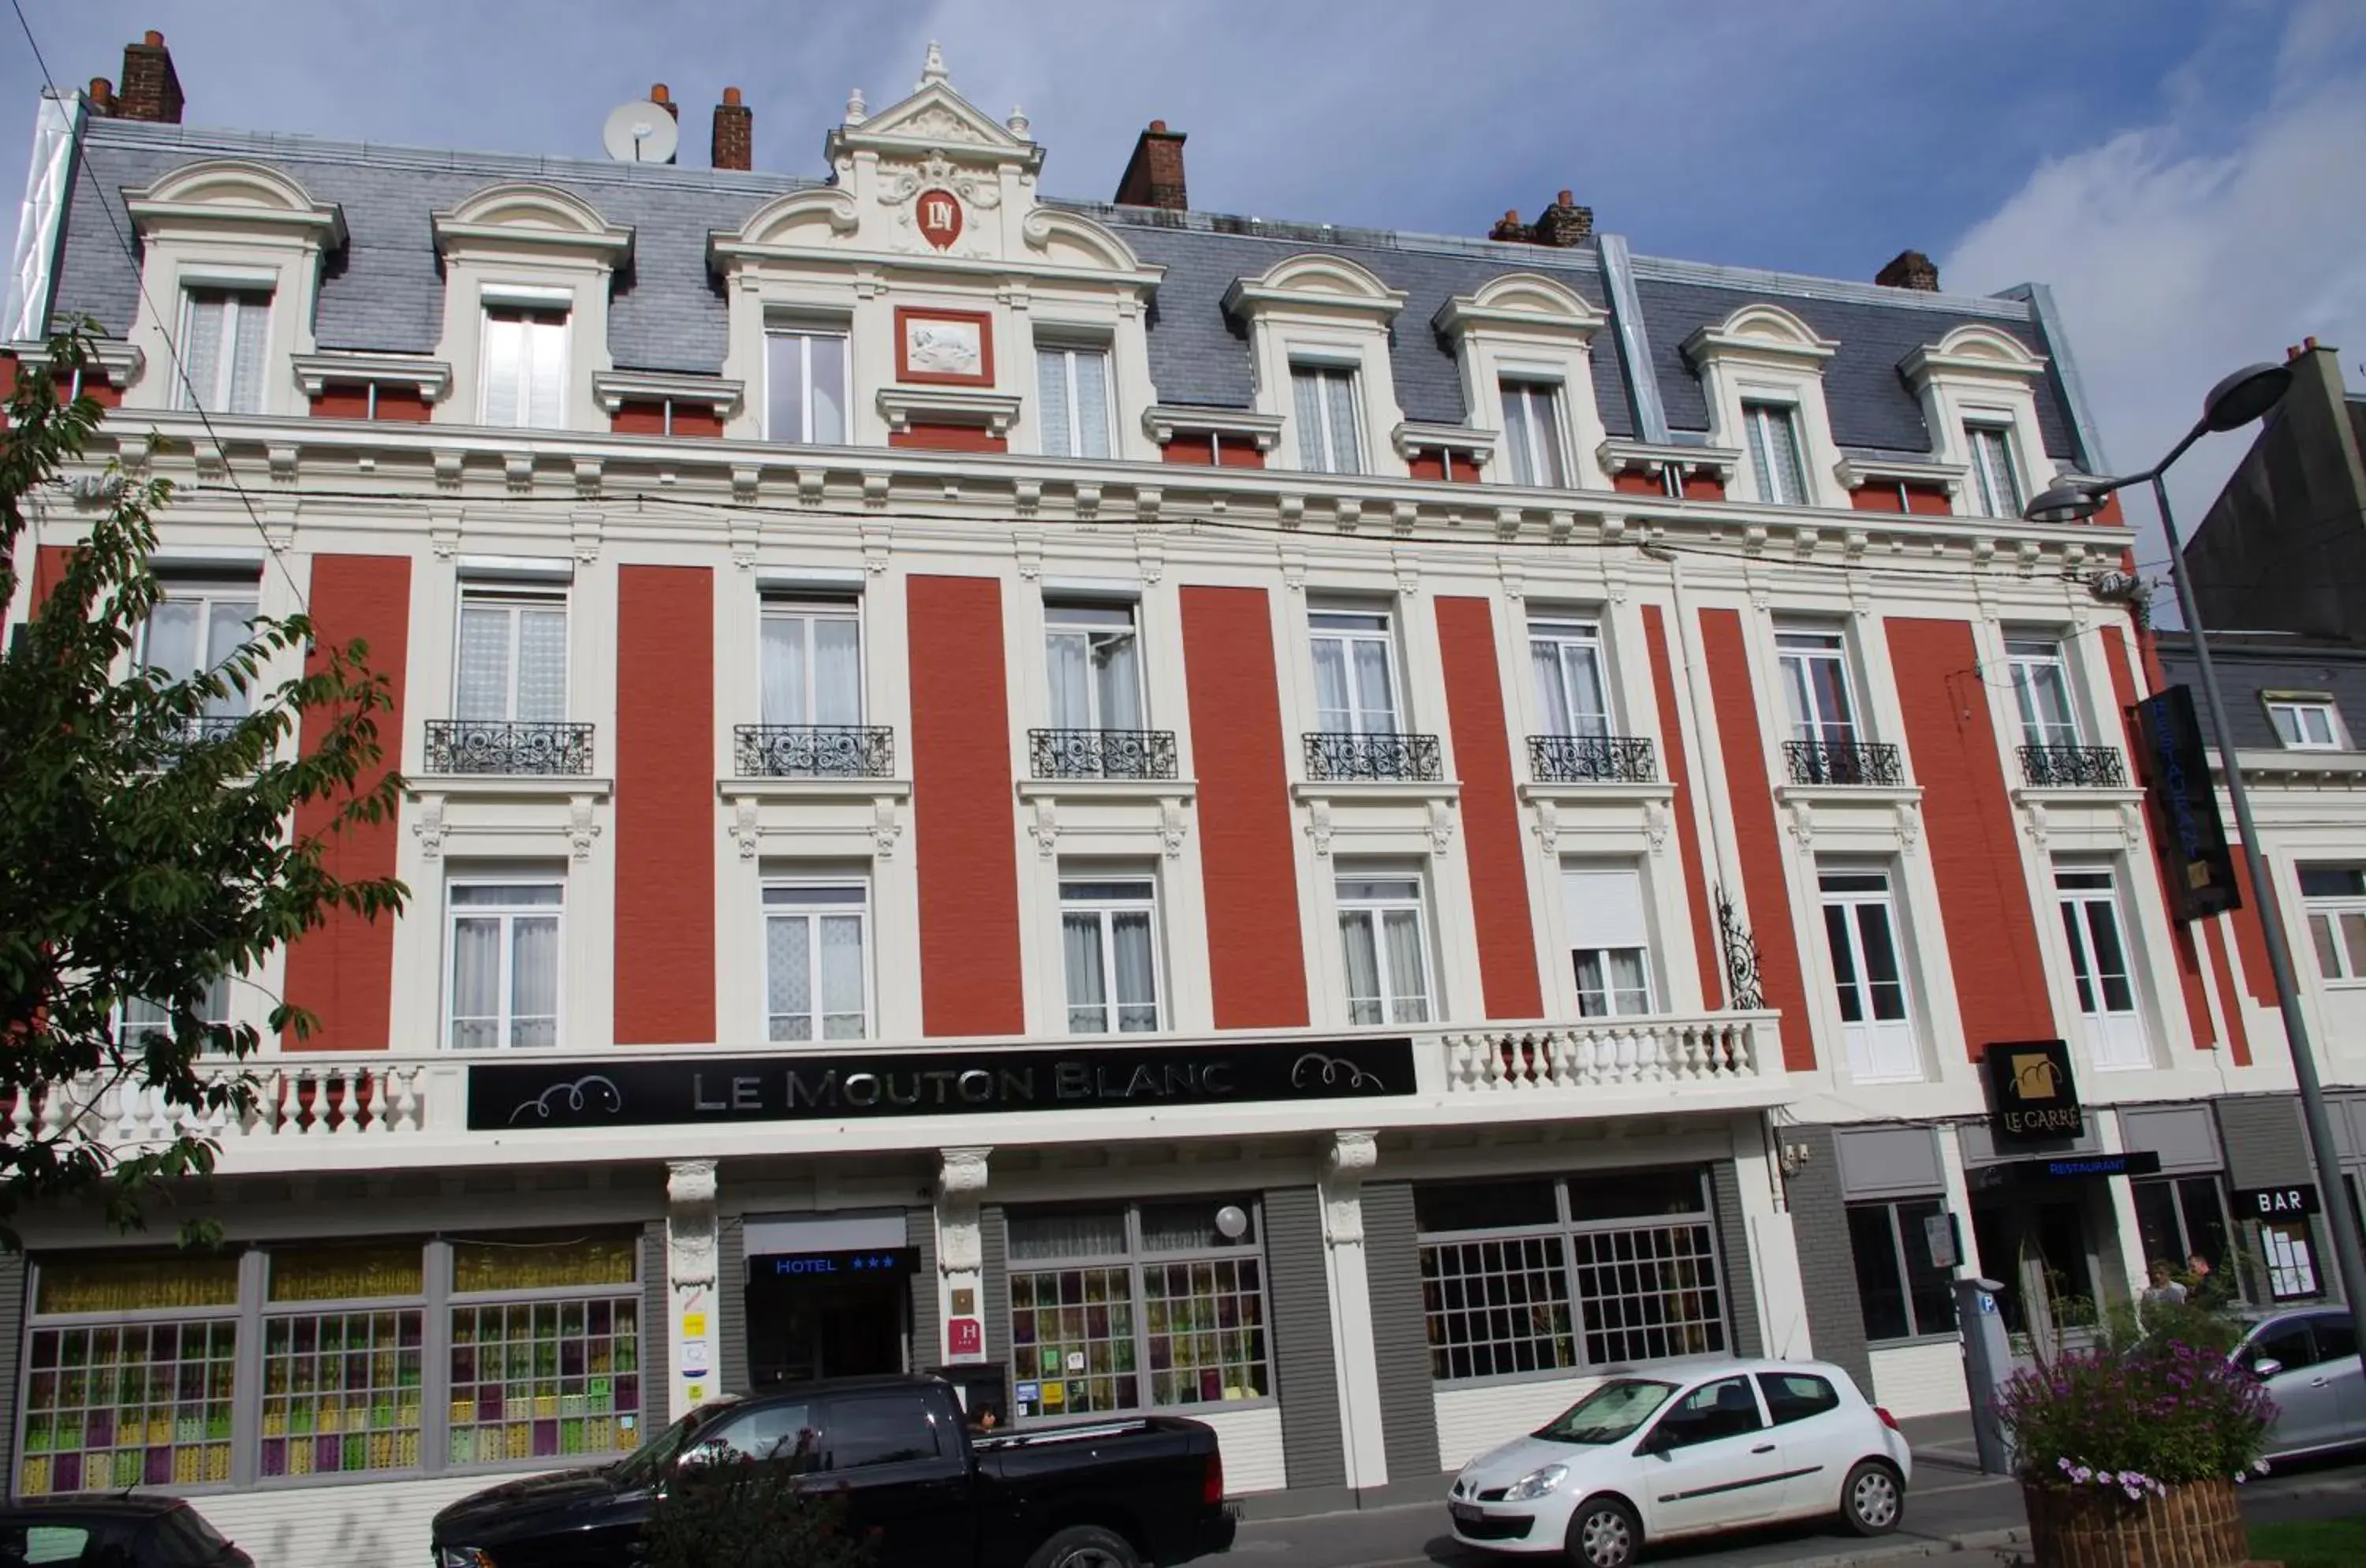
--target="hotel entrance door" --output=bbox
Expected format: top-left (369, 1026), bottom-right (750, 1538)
top-left (746, 1248), bottom-right (914, 1388)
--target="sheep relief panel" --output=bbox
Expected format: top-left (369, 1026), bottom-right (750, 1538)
top-left (897, 306), bottom-right (995, 386)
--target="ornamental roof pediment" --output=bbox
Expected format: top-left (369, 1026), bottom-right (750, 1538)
top-left (824, 42), bottom-right (1044, 179)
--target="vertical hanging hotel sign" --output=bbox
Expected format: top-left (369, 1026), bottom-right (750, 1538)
top-left (2129, 685), bottom-right (2241, 921)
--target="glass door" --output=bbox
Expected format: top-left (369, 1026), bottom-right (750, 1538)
top-left (1819, 871), bottom-right (1919, 1081)
top-left (1309, 611), bottom-right (1401, 737)
top-left (2056, 868), bottom-right (2148, 1069)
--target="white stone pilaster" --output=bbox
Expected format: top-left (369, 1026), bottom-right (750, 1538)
top-left (1320, 1130), bottom-right (1387, 1490)
top-left (1738, 1126), bottom-right (1809, 1359)
top-left (664, 1158), bottom-right (721, 1420)
top-left (937, 1147), bottom-right (992, 1368)
top-left (2095, 1109), bottom-right (2150, 1305)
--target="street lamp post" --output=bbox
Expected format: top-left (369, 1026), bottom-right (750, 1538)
top-left (2025, 361), bottom-right (2366, 1353)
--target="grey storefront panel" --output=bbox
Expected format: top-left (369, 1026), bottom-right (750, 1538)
top-left (718, 1215), bottom-right (748, 1396)
top-left (908, 1208), bottom-right (939, 1372)
top-left (640, 1223), bottom-right (670, 1410)
top-left (2120, 1106), bottom-right (2224, 1173)
top-left (1709, 1160), bottom-right (1763, 1360)
top-left (1264, 1187), bottom-right (1345, 1489)
top-left (0, 1253), bottom-right (21, 1497)
top-left (1360, 1182), bottom-right (1442, 1485)
top-left (2218, 1096), bottom-right (2313, 1188)
top-left (1834, 1125), bottom-right (1945, 1199)
top-left (981, 1205), bottom-right (1010, 1395)
top-left (1786, 1126), bottom-right (1873, 1396)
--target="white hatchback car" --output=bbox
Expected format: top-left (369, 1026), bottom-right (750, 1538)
top-left (1447, 1360), bottom-right (1912, 1568)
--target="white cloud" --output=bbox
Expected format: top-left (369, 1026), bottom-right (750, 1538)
top-left (1945, 0), bottom-right (2366, 573)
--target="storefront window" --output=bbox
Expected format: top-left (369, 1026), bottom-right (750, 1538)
top-left (1006, 1200), bottom-right (1269, 1422)
top-left (2130, 1177), bottom-right (2233, 1291)
top-left (1416, 1167), bottom-right (1728, 1383)
top-left (447, 1234), bottom-right (643, 1466)
top-left (261, 1244), bottom-right (427, 1480)
top-left (1846, 1200), bottom-right (1957, 1342)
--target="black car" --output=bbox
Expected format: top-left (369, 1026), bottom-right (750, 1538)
top-left (431, 1373), bottom-right (1236, 1568)
top-left (0, 1495), bottom-right (251, 1567)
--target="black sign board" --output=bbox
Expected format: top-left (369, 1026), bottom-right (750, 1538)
top-left (471, 1036), bottom-right (1416, 1131)
top-left (752, 1248), bottom-right (919, 1279)
top-left (2130, 685), bottom-right (2241, 922)
top-left (2234, 1184), bottom-right (2320, 1219)
top-left (1970, 1151), bottom-right (2163, 1190)
top-left (1982, 1039), bottom-right (2084, 1147)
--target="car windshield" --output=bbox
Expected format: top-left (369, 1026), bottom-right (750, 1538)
top-left (610, 1400), bottom-right (740, 1485)
top-left (1535, 1379), bottom-right (1680, 1444)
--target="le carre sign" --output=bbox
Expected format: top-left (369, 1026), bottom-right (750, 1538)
top-left (468, 1037), bottom-right (1416, 1131)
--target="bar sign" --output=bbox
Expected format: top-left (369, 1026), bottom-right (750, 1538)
top-left (2234, 1184), bottom-right (2319, 1218)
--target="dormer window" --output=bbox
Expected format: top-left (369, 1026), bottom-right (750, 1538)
top-left (480, 304), bottom-right (568, 430)
top-left (1499, 379), bottom-right (1568, 487)
top-left (1037, 343), bottom-right (1113, 459)
top-left (2267, 695), bottom-right (2345, 751)
top-left (180, 287), bottom-right (271, 414)
top-left (1965, 423), bottom-right (2023, 517)
top-left (1743, 401), bottom-right (1809, 506)
top-left (1292, 364), bottom-right (1363, 475)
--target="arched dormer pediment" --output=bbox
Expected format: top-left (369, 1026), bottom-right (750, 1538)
top-left (724, 188), bottom-right (862, 252)
top-left (1681, 301), bottom-right (1838, 367)
top-left (1901, 323), bottom-right (2047, 385)
top-left (124, 159), bottom-right (345, 247)
top-left (431, 181), bottom-right (633, 265)
top-left (1434, 270), bottom-right (1601, 340)
top-left (1222, 252), bottom-right (1407, 322)
top-left (1020, 207), bottom-right (1148, 277)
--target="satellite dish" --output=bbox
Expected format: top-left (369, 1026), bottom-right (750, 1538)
top-left (601, 100), bottom-right (679, 164)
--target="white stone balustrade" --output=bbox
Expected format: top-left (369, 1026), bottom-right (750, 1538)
top-left (1439, 1013), bottom-right (1776, 1094)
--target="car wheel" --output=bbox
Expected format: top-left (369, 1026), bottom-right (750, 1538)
top-left (1840, 1459), bottom-right (1904, 1536)
top-left (1024, 1523), bottom-right (1144, 1568)
top-left (1564, 1495), bottom-right (1641, 1568)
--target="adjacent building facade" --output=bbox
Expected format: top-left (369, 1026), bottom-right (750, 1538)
top-left (0, 32), bottom-right (2349, 1568)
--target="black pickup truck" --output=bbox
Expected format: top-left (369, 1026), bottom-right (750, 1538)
top-left (429, 1374), bottom-right (1236, 1568)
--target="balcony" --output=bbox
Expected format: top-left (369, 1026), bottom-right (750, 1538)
top-left (1528, 734), bottom-right (1658, 785)
top-left (734, 724), bottom-right (897, 779)
top-left (2018, 745), bottom-right (2126, 789)
top-left (1782, 738), bottom-right (1903, 787)
top-left (424, 720), bottom-right (595, 776)
top-left (1304, 731), bottom-right (1444, 783)
top-left (1029, 728), bottom-right (1179, 782)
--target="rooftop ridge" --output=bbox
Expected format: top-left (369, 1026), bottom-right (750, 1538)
top-left (1629, 252), bottom-right (2032, 319)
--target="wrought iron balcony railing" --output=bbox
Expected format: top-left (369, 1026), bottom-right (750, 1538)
top-left (1304, 730), bottom-right (1444, 783)
top-left (425, 720), bottom-right (595, 776)
top-left (1528, 734), bottom-right (1659, 785)
top-left (734, 724), bottom-right (896, 779)
top-left (2018, 744), bottom-right (2127, 789)
top-left (1782, 738), bottom-right (1904, 787)
top-left (1029, 728), bottom-right (1178, 781)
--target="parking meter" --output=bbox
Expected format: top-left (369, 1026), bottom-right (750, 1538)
top-left (1953, 1276), bottom-right (2014, 1474)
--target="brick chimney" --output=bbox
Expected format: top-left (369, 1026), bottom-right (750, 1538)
top-left (711, 87), bottom-right (752, 172)
top-left (1114, 121), bottom-right (1188, 211)
top-left (116, 31), bottom-right (183, 124)
top-left (1488, 208), bottom-right (1527, 242)
top-left (649, 84), bottom-right (677, 121)
top-left (1531, 189), bottom-right (1594, 248)
top-left (87, 78), bottom-right (114, 116)
top-left (1876, 249), bottom-right (1939, 291)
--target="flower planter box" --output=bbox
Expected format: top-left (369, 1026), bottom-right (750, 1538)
top-left (2024, 1477), bottom-right (2248, 1568)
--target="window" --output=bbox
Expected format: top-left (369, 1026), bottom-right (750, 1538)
top-left (1846, 1199), bottom-right (1956, 1342)
top-left (1757, 1371), bottom-right (1842, 1426)
top-left (1529, 616), bottom-right (1610, 739)
top-left (1037, 345), bottom-right (1113, 459)
top-left (1966, 424), bottom-right (2022, 517)
top-left (1777, 629), bottom-right (1859, 747)
top-left (1006, 1200), bottom-right (1270, 1421)
top-left (2132, 1176), bottom-right (2232, 1281)
top-left (138, 581), bottom-right (259, 720)
top-left (2056, 866), bottom-right (2148, 1070)
top-left (456, 589), bottom-right (569, 724)
top-left (480, 304), bottom-right (568, 429)
top-left (1743, 401), bottom-right (1808, 506)
top-left (1652, 1376), bottom-right (1763, 1447)
top-left (765, 328), bottom-right (849, 445)
top-left (2267, 696), bottom-right (2343, 750)
top-left (1338, 875), bottom-right (1432, 1025)
top-left (446, 877), bottom-right (562, 1049)
top-left (1061, 877), bottom-right (1162, 1034)
top-left (817, 1390), bottom-right (945, 1469)
top-left (1819, 869), bottom-right (1920, 1081)
top-left (705, 1401), bottom-right (816, 1466)
top-left (1045, 601), bottom-right (1144, 733)
top-left (2263, 1219), bottom-right (2320, 1301)
top-left (1500, 379), bottom-right (1568, 488)
top-left (259, 1245), bottom-right (425, 1478)
top-left (179, 287), bottom-right (271, 414)
top-left (2007, 638), bottom-right (2081, 748)
top-left (1416, 1168), bottom-right (1728, 1382)
top-left (1309, 610), bottom-right (1401, 736)
top-left (2301, 865), bottom-right (2366, 982)
top-left (763, 883), bottom-right (869, 1041)
top-left (1291, 364), bottom-right (1362, 474)
top-left (119, 974), bottom-right (234, 1054)
top-left (1562, 864), bottom-right (1654, 1017)
top-left (760, 599), bottom-right (863, 726)
top-left (444, 1233), bottom-right (643, 1467)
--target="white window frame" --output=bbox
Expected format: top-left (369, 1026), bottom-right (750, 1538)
top-left (1742, 400), bottom-right (1809, 506)
top-left (453, 586), bottom-right (570, 723)
top-left (761, 880), bottom-right (873, 1041)
top-left (1499, 377), bottom-right (1569, 488)
top-left (759, 596), bottom-right (864, 726)
top-left (1528, 615), bottom-right (1612, 739)
top-left (1044, 599), bottom-right (1146, 733)
top-left (478, 302), bottom-right (569, 430)
top-left (177, 286), bottom-right (271, 414)
top-left (2266, 696), bottom-right (2345, 751)
top-left (1818, 868), bottom-right (1921, 1082)
top-left (137, 579), bottom-right (261, 718)
top-left (1036, 342), bottom-right (1115, 459)
top-left (444, 875), bottom-right (564, 1051)
top-left (118, 974), bottom-right (236, 1055)
top-left (1337, 873), bottom-right (1435, 1026)
top-left (2006, 637), bottom-right (2083, 749)
top-left (1308, 609), bottom-right (1403, 737)
top-left (1965, 420), bottom-right (2024, 518)
top-left (2301, 866), bottom-right (2366, 985)
top-left (1059, 876), bottom-right (1166, 1035)
top-left (1562, 864), bottom-right (1655, 1018)
top-left (1776, 627), bottom-right (1861, 746)
top-left (1291, 363), bottom-right (1364, 475)
top-left (764, 326), bottom-right (851, 446)
top-left (2054, 864), bottom-right (2149, 1070)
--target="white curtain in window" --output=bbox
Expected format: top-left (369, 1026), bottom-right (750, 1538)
top-left (525, 317), bottom-right (565, 429)
top-left (1312, 639), bottom-right (1352, 731)
top-left (1063, 913), bottom-right (1108, 1031)
top-left (456, 606), bottom-right (513, 722)
top-left (1340, 913), bottom-right (1383, 1025)
top-left (183, 296), bottom-right (226, 409)
top-left (812, 618), bottom-right (860, 725)
top-left (765, 334), bottom-right (807, 444)
top-left (1009, 1210), bottom-right (1128, 1262)
top-left (1325, 376), bottom-right (1360, 474)
top-left (482, 315), bottom-right (523, 428)
top-left (450, 917), bottom-right (502, 1048)
top-left (1073, 350), bottom-right (1111, 458)
top-left (1110, 911), bottom-right (1158, 1032)
top-left (228, 301), bottom-right (269, 415)
top-left (1292, 370), bottom-right (1327, 468)
top-left (1383, 909), bottom-right (1429, 1022)
top-left (515, 607), bottom-right (569, 722)
top-left (509, 914), bottom-right (559, 1047)
top-left (1037, 349), bottom-right (1073, 457)
top-left (204, 597), bottom-right (257, 715)
top-left (1353, 640), bottom-right (1394, 731)
top-left (818, 914), bottom-right (866, 1037)
top-left (767, 915), bottom-right (812, 1040)
top-left (1047, 631), bottom-right (1092, 730)
top-left (808, 335), bottom-right (846, 442)
top-left (143, 599), bottom-right (200, 679)
top-left (1095, 630), bottom-right (1141, 730)
top-left (1748, 405), bottom-right (1806, 505)
top-left (761, 614), bottom-right (808, 726)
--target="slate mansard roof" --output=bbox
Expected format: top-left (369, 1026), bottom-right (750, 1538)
top-left (50, 114), bottom-right (2091, 466)
top-left (2155, 632), bottom-right (2366, 753)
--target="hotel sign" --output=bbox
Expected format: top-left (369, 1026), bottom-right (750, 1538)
top-left (470, 1037), bottom-right (1416, 1131)
top-left (2131, 685), bottom-right (2241, 922)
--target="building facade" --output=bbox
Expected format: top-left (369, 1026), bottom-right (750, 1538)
top-left (0, 33), bottom-right (2341, 1568)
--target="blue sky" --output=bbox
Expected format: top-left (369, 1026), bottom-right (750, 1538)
top-left (7, 1), bottom-right (2364, 578)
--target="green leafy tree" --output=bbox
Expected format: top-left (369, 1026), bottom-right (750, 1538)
top-left (0, 327), bottom-right (405, 1244)
top-left (642, 1458), bottom-right (872, 1568)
